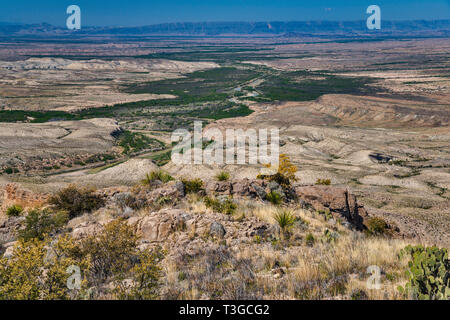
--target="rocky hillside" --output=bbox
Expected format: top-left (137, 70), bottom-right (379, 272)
top-left (1, 169), bottom-right (440, 300)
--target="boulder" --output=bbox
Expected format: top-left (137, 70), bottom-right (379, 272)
top-left (0, 216), bottom-right (25, 244)
top-left (136, 209), bottom-right (192, 242)
top-left (71, 221), bottom-right (103, 240)
top-left (294, 185), bottom-right (368, 230)
top-left (209, 221), bottom-right (226, 239)
top-left (1, 241), bottom-right (17, 259)
top-left (149, 181), bottom-right (185, 199)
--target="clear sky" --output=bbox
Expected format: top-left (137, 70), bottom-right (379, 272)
top-left (0, 0), bottom-right (449, 26)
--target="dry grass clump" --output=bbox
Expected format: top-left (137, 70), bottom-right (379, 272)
top-left (141, 170), bottom-right (174, 185)
top-left (182, 193), bottom-right (208, 214)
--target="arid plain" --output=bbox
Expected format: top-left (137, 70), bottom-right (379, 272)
top-left (1, 36), bottom-right (448, 246)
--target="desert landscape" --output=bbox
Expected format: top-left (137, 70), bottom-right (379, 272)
top-left (0, 21), bottom-right (449, 300)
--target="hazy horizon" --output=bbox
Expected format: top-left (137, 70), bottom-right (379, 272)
top-left (0, 0), bottom-right (449, 27)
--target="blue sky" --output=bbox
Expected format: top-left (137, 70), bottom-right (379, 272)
top-left (1, 0), bottom-right (449, 26)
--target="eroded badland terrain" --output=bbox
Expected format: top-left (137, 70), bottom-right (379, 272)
top-left (0, 32), bottom-right (449, 299)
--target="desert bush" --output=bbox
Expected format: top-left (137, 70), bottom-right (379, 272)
top-left (273, 209), bottom-right (296, 234)
top-left (216, 171), bottom-right (230, 181)
top-left (76, 219), bottom-right (162, 298)
top-left (316, 178), bottom-right (331, 185)
top-left (398, 245), bottom-right (449, 300)
top-left (1, 218), bottom-right (162, 300)
top-left (266, 191), bottom-right (282, 205)
top-left (366, 217), bottom-right (389, 235)
top-left (0, 237), bottom-right (89, 300)
top-left (141, 170), bottom-right (174, 185)
top-left (18, 209), bottom-right (68, 241)
top-left (182, 178), bottom-right (204, 194)
top-left (277, 154), bottom-right (298, 183)
top-left (259, 153), bottom-right (298, 187)
top-left (6, 204), bottom-right (23, 217)
top-left (204, 196), bottom-right (237, 215)
top-left (49, 185), bottom-right (105, 219)
top-left (79, 219), bottom-right (138, 284)
top-left (113, 248), bottom-right (163, 300)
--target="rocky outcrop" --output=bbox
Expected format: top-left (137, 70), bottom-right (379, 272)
top-left (134, 209), bottom-right (190, 242)
top-left (132, 208), bottom-right (278, 245)
top-left (98, 181), bottom-right (186, 214)
top-left (206, 180), bottom-right (369, 230)
top-left (206, 179), bottom-right (287, 200)
top-left (294, 185), bottom-right (368, 230)
top-left (71, 221), bottom-right (104, 240)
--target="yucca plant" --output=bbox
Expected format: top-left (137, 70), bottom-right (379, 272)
top-left (266, 191), bottom-right (282, 205)
top-left (273, 209), bottom-right (296, 234)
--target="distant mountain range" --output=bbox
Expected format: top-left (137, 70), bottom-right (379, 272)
top-left (1, 20), bottom-right (449, 37)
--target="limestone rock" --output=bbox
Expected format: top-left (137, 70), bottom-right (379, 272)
top-left (209, 221), bottom-right (226, 239)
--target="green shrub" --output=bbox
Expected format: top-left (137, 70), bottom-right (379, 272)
top-left (273, 209), bottom-right (296, 233)
top-left (49, 185), bottom-right (105, 219)
top-left (315, 178), bottom-right (331, 185)
top-left (3, 167), bottom-right (16, 175)
top-left (6, 204), bottom-right (23, 217)
top-left (366, 217), bottom-right (388, 235)
top-left (77, 218), bottom-right (163, 299)
top-left (398, 245), bottom-right (449, 300)
top-left (215, 171), bottom-right (230, 181)
top-left (266, 191), bottom-right (283, 205)
top-left (18, 209), bottom-right (68, 241)
top-left (1, 219), bottom-right (162, 300)
top-left (80, 219), bottom-right (139, 283)
top-left (141, 170), bottom-right (174, 185)
top-left (113, 249), bottom-right (163, 300)
top-left (204, 196), bottom-right (237, 215)
top-left (0, 237), bottom-right (89, 300)
top-left (182, 178), bottom-right (204, 194)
